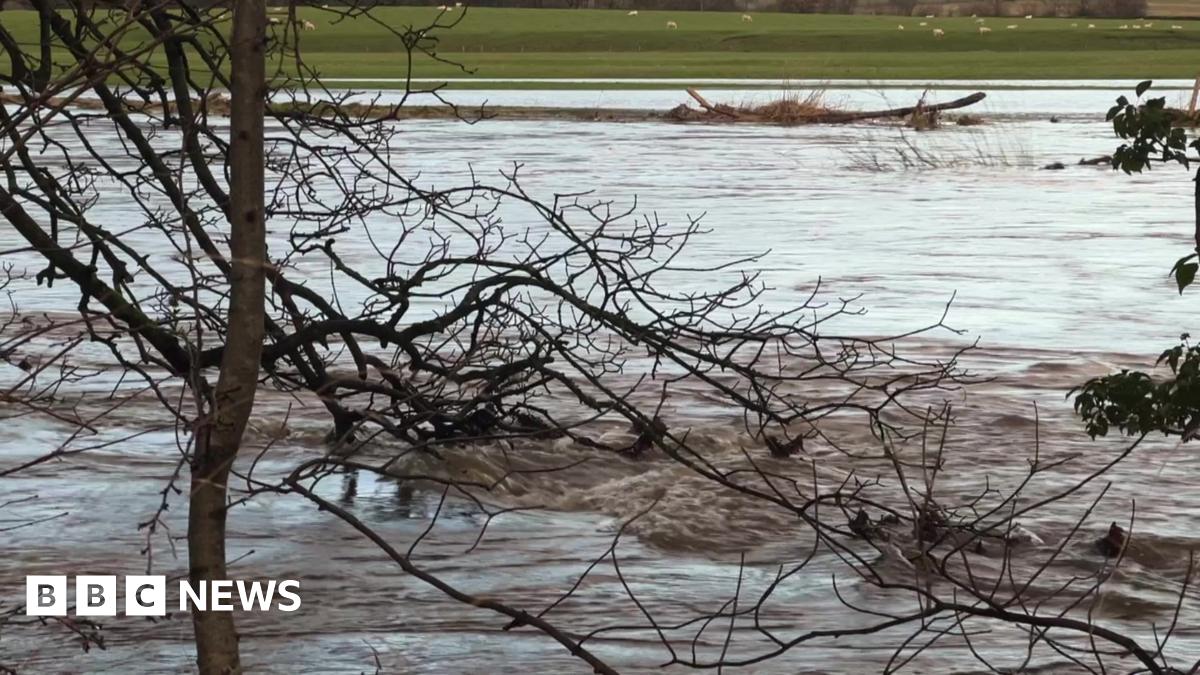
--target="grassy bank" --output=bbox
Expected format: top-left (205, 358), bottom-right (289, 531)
top-left (3, 8), bottom-right (1200, 85)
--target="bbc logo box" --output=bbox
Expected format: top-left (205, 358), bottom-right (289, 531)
top-left (26, 576), bottom-right (301, 616)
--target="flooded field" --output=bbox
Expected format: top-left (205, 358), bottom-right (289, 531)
top-left (3, 81), bottom-right (1199, 673)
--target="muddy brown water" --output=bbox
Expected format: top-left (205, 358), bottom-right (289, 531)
top-left (3, 83), bottom-right (1200, 673)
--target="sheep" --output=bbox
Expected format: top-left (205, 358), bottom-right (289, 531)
top-left (741, 13), bottom-right (752, 22)
top-left (974, 18), bottom-right (985, 23)
top-left (666, 20), bottom-right (677, 29)
top-left (924, 14), bottom-right (934, 18)
top-left (1088, 23), bottom-right (1096, 28)
top-left (897, 24), bottom-right (905, 30)
top-left (1132, 24), bottom-right (1141, 29)
top-left (1006, 24), bottom-right (1017, 29)
top-left (932, 28), bottom-right (944, 37)
top-left (268, 16), bottom-right (282, 24)
top-left (1071, 22), bottom-right (1078, 27)
top-left (454, 1), bottom-right (462, 5)
top-left (626, 9), bottom-right (638, 14)
top-left (978, 26), bottom-right (991, 33)
top-left (919, 21), bottom-right (928, 26)
top-left (437, 4), bottom-right (448, 8)
top-left (1024, 14), bottom-right (1033, 19)
top-left (1118, 24), bottom-right (1129, 29)
top-left (1144, 22), bottom-right (1153, 27)
top-left (302, 19), bottom-right (316, 30)
top-left (1173, 24), bottom-right (1184, 30)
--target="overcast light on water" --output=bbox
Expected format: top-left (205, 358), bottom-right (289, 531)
top-left (5, 81), bottom-right (1200, 673)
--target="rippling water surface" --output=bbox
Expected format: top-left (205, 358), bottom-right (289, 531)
top-left (3, 82), bottom-right (1199, 674)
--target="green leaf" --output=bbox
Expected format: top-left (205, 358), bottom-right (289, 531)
top-left (1136, 80), bottom-right (1153, 97)
top-left (1176, 262), bottom-right (1198, 293)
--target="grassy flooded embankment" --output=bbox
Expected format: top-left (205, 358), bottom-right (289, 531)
top-left (3, 8), bottom-right (1200, 86)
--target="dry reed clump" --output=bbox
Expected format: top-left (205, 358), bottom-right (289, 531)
top-left (735, 90), bottom-right (834, 124)
top-left (905, 108), bottom-right (940, 131)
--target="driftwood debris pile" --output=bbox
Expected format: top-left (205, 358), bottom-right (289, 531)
top-left (667, 88), bottom-right (987, 126)
top-left (2, 88), bottom-right (989, 127)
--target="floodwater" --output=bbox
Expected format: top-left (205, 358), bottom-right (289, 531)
top-left (3, 81), bottom-right (1200, 674)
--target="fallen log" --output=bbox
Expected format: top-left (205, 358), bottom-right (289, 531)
top-left (816, 91), bottom-right (986, 123)
top-left (686, 88), bottom-right (741, 118)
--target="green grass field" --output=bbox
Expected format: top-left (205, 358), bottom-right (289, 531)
top-left (4, 8), bottom-right (1200, 85)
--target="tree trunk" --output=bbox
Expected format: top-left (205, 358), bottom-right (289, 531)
top-left (189, 2), bottom-right (266, 674)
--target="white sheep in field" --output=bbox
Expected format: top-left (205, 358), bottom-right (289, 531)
top-left (741, 14), bottom-right (752, 22)
top-left (1071, 22), bottom-right (1078, 27)
top-left (919, 21), bottom-right (927, 26)
top-left (437, 4), bottom-right (448, 9)
top-left (974, 18), bottom-right (985, 23)
top-left (268, 16), bottom-right (282, 24)
top-left (1088, 23), bottom-right (1096, 28)
top-left (924, 14), bottom-right (934, 18)
top-left (1118, 24), bottom-right (1129, 29)
top-left (455, 2), bottom-right (463, 6)
top-left (1006, 24), bottom-right (1017, 29)
top-left (626, 10), bottom-right (638, 15)
top-left (978, 26), bottom-right (991, 33)
top-left (302, 19), bottom-right (316, 30)
top-left (1024, 14), bottom-right (1033, 19)
top-left (932, 28), bottom-right (944, 37)
top-left (1173, 25), bottom-right (1184, 30)
top-left (1132, 24), bottom-right (1141, 29)
top-left (897, 24), bottom-right (905, 30)
top-left (666, 20), bottom-right (677, 29)
top-left (1144, 22), bottom-right (1153, 27)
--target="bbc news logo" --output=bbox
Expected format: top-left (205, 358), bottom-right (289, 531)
top-left (26, 576), bottom-right (301, 616)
